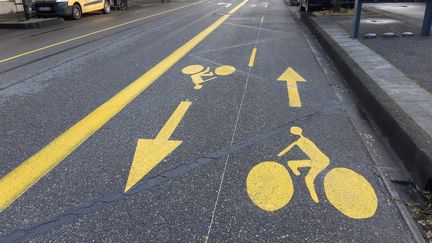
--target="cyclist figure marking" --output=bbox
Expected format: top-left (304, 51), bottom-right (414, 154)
top-left (277, 126), bottom-right (330, 203)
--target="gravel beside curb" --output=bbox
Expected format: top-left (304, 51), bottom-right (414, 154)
top-left (301, 13), bottom-right (432, 190)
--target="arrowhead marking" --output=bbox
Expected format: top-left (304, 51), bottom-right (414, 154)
top-left (124, 101), bottom-right (191, 192)
top-left (277, 67), bottom-right (306, 108)
top-left (277, 67), bottom-right (306, 83)
top-left (124, 139), bottom-right (182, 192)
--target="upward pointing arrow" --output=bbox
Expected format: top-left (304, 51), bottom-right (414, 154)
top-left (124, 101), bottom-right (191, 192)
top-left (277, 67), bottom-right (306, 108)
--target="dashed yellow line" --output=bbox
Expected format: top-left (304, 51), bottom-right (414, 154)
top-left (0, 0), bottom-right (206, 64)
top-left (261, 16), bottom-right (264, 23)
top-left (0, 0), bottom-right (249, 213)
top-left (248, 47), bottom-right (257, 67)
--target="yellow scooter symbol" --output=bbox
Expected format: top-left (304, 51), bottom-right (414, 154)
top-left (181, 64), bottom-right (235, 90)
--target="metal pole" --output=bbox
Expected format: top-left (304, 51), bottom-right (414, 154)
top-left (352, 0), bottom-right (362, 38)
top-left (422, 0), bottom-right (432, 36)
top-left (22, 0), bottom-right (32, 20)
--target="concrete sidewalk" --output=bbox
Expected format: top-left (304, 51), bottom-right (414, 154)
top-left (302, 11), bottom-right (432, 192)
top-left (364, 3), bottom-right (425, 26)
top-left (352, 4), bottom-right (432, 94)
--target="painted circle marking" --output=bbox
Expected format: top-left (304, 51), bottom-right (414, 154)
top-left (182, 65), bottom-right (204, 74)
top-left (324, 167), bottom-right (378, 219)
top-left (215, 65), bottom-right (235, 76)
top-left (246, 161), bottom-right (293, 212)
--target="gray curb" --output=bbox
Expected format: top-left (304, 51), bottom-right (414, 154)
top-left (301, 13), bottom-right (432, 190)
top-left (0, 18), bottom-right (64, 29)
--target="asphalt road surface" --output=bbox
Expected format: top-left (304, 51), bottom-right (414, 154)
top-left (0, 0), bottom-right (418, 241)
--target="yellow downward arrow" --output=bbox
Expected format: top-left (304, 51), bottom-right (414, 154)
top-left (277, 67), bottom-right (306, 108)
top-left (124, 101), bottom-right (191, 192)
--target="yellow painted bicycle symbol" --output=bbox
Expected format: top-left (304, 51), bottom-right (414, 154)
top-left (246, 126), bottom-right (378, 219)
top-left (181, 64), bottom-right (235, 90)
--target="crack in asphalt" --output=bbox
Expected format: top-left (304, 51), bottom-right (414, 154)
top-left (1, 111), bottom-right (321, 242)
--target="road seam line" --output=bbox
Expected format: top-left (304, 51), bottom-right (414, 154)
top-left (0, 0), bottom-right (249, 213)
top-left (205, 6), bottom-right (266, 242)
top-left (1, 113), bottom-right (319, 242)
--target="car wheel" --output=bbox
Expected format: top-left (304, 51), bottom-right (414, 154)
top-left (103, 0), bottom-right (111, 14)
top-left (71, 4), bottom-right (82, 20)
top-left (289, 0), bottom-right (297, 6)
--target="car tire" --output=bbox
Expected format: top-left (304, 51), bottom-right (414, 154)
top-left (289, 0), bottom-right (297, 6)
top-left (103, 0), bottom-right (111, 14)
top-left (71, 4), bottom-right (82, 20)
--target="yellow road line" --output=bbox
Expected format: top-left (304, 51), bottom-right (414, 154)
top-left (261, 16), bottom-right (264, 23)
top-left (0, 1), bottom-right (205, 64)
top-left (0, 0), bottom-right (249, 213)
top-left (156, 101), bottom-right (191, 140)
top-left (248, 47), bottom-right (257, 67)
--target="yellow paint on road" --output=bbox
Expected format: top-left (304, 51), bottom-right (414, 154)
top-left (278, 126), bottom-right (329, 203)
top-left (248, 48), bottom-right (257, 67)
top-left (0, 1), bottom-right (206, 64)
top-left (246, 126), bottom-right (378, 219)
top-left (181, 64), bottom-right (235, 90)
top-left (246, 162), bottom-right (293, 211)
top-left (155, 102), bottom-right (191, 140)
top-left (0, 0), bottom-right (248, 213)
top-left (260, 16), bottom-right (264, 23)
top-left (324, 168), bottom-right (378, 219)
top-left (277, 67), bottom-right (306, 108)
top-left (125, 101), bottom-right (191, 192)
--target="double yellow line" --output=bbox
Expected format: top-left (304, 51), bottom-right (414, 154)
top-left (0, 0), bottom-right (249, 213)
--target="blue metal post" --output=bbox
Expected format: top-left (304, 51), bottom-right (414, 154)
top-left (422, 0), bottom-right (432, 36)
top-left (352, 0), bottom-right (362, 38)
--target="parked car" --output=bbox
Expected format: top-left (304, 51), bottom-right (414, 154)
top-left (34, 0), bottom-right (111, 20)
top-left (299, 0), bottom-right (330, 11)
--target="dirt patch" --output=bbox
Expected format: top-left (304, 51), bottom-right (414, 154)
top-left (312, 8), bottom-right (374, 17)
top-left (405, 191), bottom-right (432, 241)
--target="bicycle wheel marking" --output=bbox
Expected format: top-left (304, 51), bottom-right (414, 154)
top-left (324, 168), bottom-right (378, 219)
top-left (246, 126), bottom-right (378, 219)
top-left (246, 162), bottom-right (293, 212)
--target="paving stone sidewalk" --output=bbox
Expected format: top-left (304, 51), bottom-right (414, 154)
top-left (331, 6), bottom-right (432, 94)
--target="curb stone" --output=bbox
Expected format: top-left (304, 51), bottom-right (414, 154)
top-left (301, 13), bottom-right (432, 190)
top-left (0, 18), bottom-right (64, 29)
